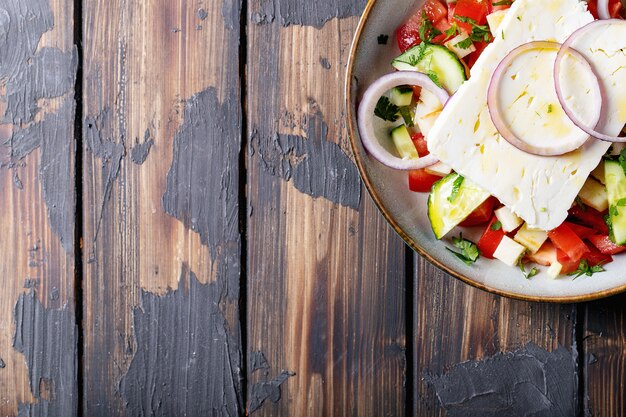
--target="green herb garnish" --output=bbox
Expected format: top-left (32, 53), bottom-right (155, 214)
top-left (492, 0), bottom-right (513, 5)
top-left (491, 220), bottom-right (502, 231)
top-left (610, 205), bottom-right (619, 217)
top-left (455, 15), bottom-right (493, 43)
top-left (548, 104), bottom-right (553, 114)
top-left (419, 11), bottom-right (442, 42)
top-left (519, 262), bottom-right (539, 279)
top-left (447, 234), bottom-right (480, 266)
top-left (568, 259), bottom-right (605, 279)
top-left (374, 96), bottom-right (400, 122)
top-left (427, 70), bottom-right (443, 88)
top-left (447, 176), bottom-right (465, 203)
top-left (445, 23), bottom-right (460, 37)
top-left (619, 148), bottom-right (626, 176)
top-left (399, 106), bottom-right (414, 127)
top-left (455, 37), bottom-right (474, 50)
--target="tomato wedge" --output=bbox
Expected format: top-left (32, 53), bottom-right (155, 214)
top-left (583, 243), bottom-right (613, 267)
top-left (396, 0), bottom-right (449, 52)
top-left (588, 235), bottom-right (626, 255)
top-left (548, 223), bottom-right (590, 261)
top-left (453, 0), bottom-right (490, 32)
top-left (477, 216), bottom-right (505, 259)
top-left (460, 196), bottom-right (497, 227)
top-left (408, 169), bottom-right (441, 193)
top-left (556, 248), bottom-right (582, 275)
top-left (564, 221), bottom-right (597, 240)
top-left (411, 133), bottom-right (429, 156)
top-left (567, 205), bottom-right (609, 235)
top-left (587, 0), bottom-right (623, 19)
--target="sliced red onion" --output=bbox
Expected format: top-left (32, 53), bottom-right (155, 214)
top-left (357, 71), bottom-right (449, 170)
top-left (487, 41), bottom-right (599, 156)
top-left (554, 19), bottom-right (626, 143)
top-left (598, 0), bottom-right (611, 19)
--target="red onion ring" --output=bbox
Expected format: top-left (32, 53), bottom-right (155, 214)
top-left (554, 19), bottom-right (626, 143)
top-left (598, 0), bottom-right (611, 19)
top-left (488, 41), bottom-right (600, 156)
top-left (357, 71), bottom-right (450, 170)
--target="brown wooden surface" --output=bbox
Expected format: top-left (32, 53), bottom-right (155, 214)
top-left (0, 0), bottom-right (624, 416)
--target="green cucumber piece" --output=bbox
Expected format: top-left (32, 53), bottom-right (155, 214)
top-left (391, 125), bottom-right (419, 159)
top-left (390, 86), bottom-right (414, 107)
top-left (428, 173), bottom-right (490, 239)
top-left (391, 43), bottom-right (467, 94)
top-left (604, 160), bottom-right (626, 244)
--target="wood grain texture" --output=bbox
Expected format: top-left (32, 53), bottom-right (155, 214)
top-left (583, 293), bottom-right (626, 416)
top-left (0, 0), bottom-right (77, 415)
top-left (82, 0), bottom-right (243, 414)
top-left (413, 257), bottom-right (578, 416)
top-left (246, 5), bottom-right (407, 415)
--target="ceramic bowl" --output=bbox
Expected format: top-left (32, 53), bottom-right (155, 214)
top-left (345, 0), bottom-right (626, 302)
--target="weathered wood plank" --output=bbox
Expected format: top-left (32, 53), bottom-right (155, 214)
top-left (583, 294), bottom-right (626, 416)
top-left (0, 0), bottom-right (77, 415)
top-left (246, 2), bottom-right (407, 415)
top-left (413, 257), bottom-right (578, 416)
top-left (82, 0), bottom-right (243, 415)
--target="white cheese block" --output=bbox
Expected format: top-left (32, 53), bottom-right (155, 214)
top-left (425, 162), bottom-right (453, 177)
top-left (495, 206), bottom-right (523, 232)
top-left (427, 0), bottom-right (626, 231)
top-left (415, 89), bottom-right (443, 137)
top-left (547, 262), bottom-right (563, 279)
top-left (493, 236), bottom-right (527, 266)
top-left (578, 177), bottom-right (608, 212)
top-left (514, 223), bottom-right (548, 254)
top-left (445, 33), bottom-right (476, 59)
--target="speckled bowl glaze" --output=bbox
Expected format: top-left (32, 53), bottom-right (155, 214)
top-left (345, 0), bottom-right (626, 302)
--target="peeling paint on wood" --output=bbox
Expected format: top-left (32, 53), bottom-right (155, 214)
top-left (163, 87), bottom-right (240, 255)
top-left (251, 0), bottom-right (367, 28)
top-left (119, 266), bottom-right (242, 416)
top-left (248, 371), bottom-right (295, 413)
top-left (251, 109), bottom-right (361, 209)
top-left (426, 343), bottom-right (576, 417)
top-left (130, 129), bottom-right (154, 165)
top-left (13, 291), bottom-right (77, 416)
top-left (0, 358), bottom-right (5, 369)
top-left (249, 351), bottom-right (270, 374)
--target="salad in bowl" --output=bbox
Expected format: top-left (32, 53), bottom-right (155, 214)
top-left (351, 0), bottom-right (626, 288)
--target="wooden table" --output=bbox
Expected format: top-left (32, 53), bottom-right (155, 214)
top-left (0, 0), bottom-right (624, 415)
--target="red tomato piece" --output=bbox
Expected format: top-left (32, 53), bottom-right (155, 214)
top-left (395, 0), bottom-right (449, 52)
top-left (460, 197), bottom-right (497, 227)
top-left (587, 0), bottom-right (623, 19)
top-left (548, 223), bottom-right (590, 261)
top-left (564, 221), bottom-right (597, 240)
top-left (477, 216), bottom-right (505, 259)
top-left (411, 133), bottom-right (429, 156)
top-left (466, 41), bottom-right (488, 68)
top-left (408, 169), bottom-right (441, 193)
top-left (587, 235), bottom-right (626, 255)
top-left (567, 205), bottom-right (609, 235)
top-left (526, 242), bottom-right (557, 266)
top-left (453, 0), bottom-right (490, 32)
top-left (583, 242), bottom-right (613, 267)
top-left (556, 248), bottom-right (582, 275)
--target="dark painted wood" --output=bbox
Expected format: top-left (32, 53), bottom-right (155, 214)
top-left (0, 0), bottom-right (77, 414)
top-left (583, 293), bottom-right (626, 416)
top-left (413, 256), bottom-right (578, 416)
top-left (82, 0), bottom-right (243, 415)
top-left (246, 4), bottom-right (407, 415)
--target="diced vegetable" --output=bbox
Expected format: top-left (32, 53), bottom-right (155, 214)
top-left (452, 0), bottom-right (489, 33)
top-left (409, 169), bottom-right (442, 192)
top-left (587, 234), bottom-right (626, 255)
top-left (604, 160), bottom-right (626, 245)
top-left (414, 89), bottom-right (444, 136)
top-left (556, 248), bottom-right (581, 275)
top-left (477, 216), bottom-right (505, 259)
top-left (395, 0), bottom-right (450, 51)
top-left (527, 242), bottom-right (557, 266)
top-left (426, 162), bottom-right (453, 177)
top-left (460, 196), bottom-right (497, 226)
top-left (391, 125), bottom-right (420, 160)
top-left (493, 236), bottom-right (526, 266)
top-left (428, 173), bottom-right (491, 239)
top-left (547, 262), bottom-right (562, 279)
top-left (565, 222), bottom-right (597, 240)
top-left (591, 162), bottom-right (605, 184)
top-left (411, 133), bottom-right (429, 156)
top-left (514, 223), bottom-right (548, 254)
top-left (568, 205), bottom-right (609, 235)
top-left (486, 9), bottom-right (508, 33)
top-left (390, 86), bottom-right (414, 107)
top-left (548, 223), bottom-right (590, 261)
top-left (583, 244), bottom-right (613, 267)
top-left (494, 206), bottom-right (522, 232)
top-left (578, 177), bottom-right (608, 213)
top-left (445, 33), bottom-right (476, 59)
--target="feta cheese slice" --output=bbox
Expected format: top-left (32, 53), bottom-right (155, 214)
top-left (426, 0), bottom-right (626, 231)
top-left (494, 236), bottom-right (526, 266)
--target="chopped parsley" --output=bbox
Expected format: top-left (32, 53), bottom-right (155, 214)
top-left (455, 16), bottom-right (493, 43)
top-left (399, 106), bottom-right (414, 127)
top-left (519, 262), bottom-right (539, 279)
top-left (547, 104), bottom-right (553, 114)
top-left (491, 220), bottom-right (503, 231)
top-left (447, 234), bottom-right (480, 266)
top-left (445, 23), bottom-right (460, 37)
top-left (610, 205), bottom-right (619, 217)
top-left (419, 11), bottom-right (442, 42)
top-left (455, 37), bottom-right (474, 50)
top-left (427, 70), bottom-right (443, 88)
top-left (492, 0), bottom-right (514, 5)
top-left (377, 34), bottom-right (389, 45)
top-left (374, 96), bottom-right (400, 122)
top-left (618, 198), bottom-right (626, 207)
top-left (575, 196), bottom-right (587, 211)
top-left (405, 42), bottom-right (428, 66)
top-left (568, 259), bottom-right (605, 279)
top-left (516, 15), bottom-right (522, 21)
top-left (448, 176), bottom-right (465, 203)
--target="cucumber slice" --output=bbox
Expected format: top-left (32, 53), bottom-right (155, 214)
top-left (391, 43), bottom-right (468, 94)
top-left (391, 125), bottom-right (419, 160)
top-left (604, 160), bottom-right (626, 244)
top-left (390, 86), bottom-right (414, 107)
top-left (428, 173), bottom-right (491, 239)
